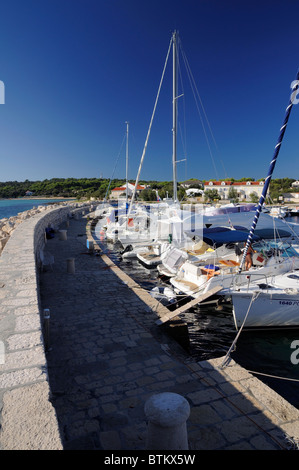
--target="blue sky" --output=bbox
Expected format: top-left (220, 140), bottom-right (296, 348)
top-left (0, 0), bottom-right (298, 183)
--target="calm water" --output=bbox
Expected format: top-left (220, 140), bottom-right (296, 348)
top-left (285, 215), bottom-right (299, 224)
top-left (0, 198), bottom-right (75, 220)
top-left (101, 235), bottom-right (299, 410)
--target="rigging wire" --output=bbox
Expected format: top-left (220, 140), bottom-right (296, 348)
top-left (103, 132), bottom-right (127, 201)
top-left (176, 44), bottom-right (188, 179)
top-left (128, 35), bottom-right (173, 216)
top-left (177, 37), bottom-right (223, 180)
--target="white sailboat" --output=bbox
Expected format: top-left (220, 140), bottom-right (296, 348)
top-left (117, 31), bottom-right (191, 257)
top-left (170, 239), bottom-right (299, 299)
top-left (226, 270), bottom-right (299, 330)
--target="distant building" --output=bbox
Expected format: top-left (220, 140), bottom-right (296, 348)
top-left (291, 180), bottom-right (299, 188)
top-left (185, 188), bottom-right (203, 197)
top-left (110, 182), bottom-right (146, 199)
top-left (25, 191), bottom-right (33, 196)
top-left (282, 192), bottom-right (299, 203)
top-left (204, 180), bottom-right (264, 200)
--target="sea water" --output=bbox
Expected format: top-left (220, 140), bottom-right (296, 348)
top-left (0, 198), bottom-right (74, 220)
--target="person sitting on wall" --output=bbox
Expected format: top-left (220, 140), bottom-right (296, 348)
top-left (45, 227), bottom-right (55, 239)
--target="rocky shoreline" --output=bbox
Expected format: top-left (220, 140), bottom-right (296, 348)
top-left (0, 201), bottom-right (96, 255)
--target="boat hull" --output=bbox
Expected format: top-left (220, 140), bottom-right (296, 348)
top-left (231, 291), bottom-right (299, 329)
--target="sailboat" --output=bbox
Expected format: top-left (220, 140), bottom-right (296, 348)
top-left (97, 122), bottom-right (150, 243)
top-left (117, 31), bottom-right (193, 257)
top-left (222, 70), bottom-right (299, 330)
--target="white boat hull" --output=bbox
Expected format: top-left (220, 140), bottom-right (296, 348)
top-left (229, 270), bottom-right (299, 329)
top-left (231, 291), bottom-right (299, 329)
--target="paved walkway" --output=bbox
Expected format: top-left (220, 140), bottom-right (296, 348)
top-left (39, 215), bottom-right (299, 450)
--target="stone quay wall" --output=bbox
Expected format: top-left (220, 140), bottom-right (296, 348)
top-left (0, 202), bottom-right (94, 450)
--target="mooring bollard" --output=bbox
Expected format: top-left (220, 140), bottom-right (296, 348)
top-left (67, 257), bottom-right (75, 274)
top-left (59, 229), bottom-right (67, 241)
top-left (144, 392), bottom-right (190, 450)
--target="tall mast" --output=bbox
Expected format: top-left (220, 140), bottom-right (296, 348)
top-left (172, 31), bottom-right (178, 203)
top-left (125, 121), bottom-right (129, 204)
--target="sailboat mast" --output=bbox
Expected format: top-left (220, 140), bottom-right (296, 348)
top-left (239, 71), bottom-right (299, 272)
top-left (172, 31), bottom-right (178, 203)
top-left (125, 121), bottom-right (129, 204)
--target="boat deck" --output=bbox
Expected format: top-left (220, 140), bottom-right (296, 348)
top-left (137, 251), bottom-right (162, 266)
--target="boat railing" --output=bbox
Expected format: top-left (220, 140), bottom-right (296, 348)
top-left (229, 272), bottom-right (271, 292)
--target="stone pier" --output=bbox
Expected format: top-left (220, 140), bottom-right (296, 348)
top-left (0, 205), bottom-right (299, 450)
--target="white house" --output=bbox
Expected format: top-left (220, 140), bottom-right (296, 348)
top-left (204, 181), bottom-right (264, 200)
top-left (110, 182), bottom-right (146, 199)
top-left (186, 188), bottom-right (203, 196)
top-left (282, 192), bottom-right (299, 202)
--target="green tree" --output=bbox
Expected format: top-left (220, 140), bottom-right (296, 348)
top-left (227, 187), bottom-right (239, 202)
top-left (140, 189), bottom-right (157, 201)
top-left (249, 192), bottom-right (259, 203)
top-left (204, 189), bottom-right (220, 202)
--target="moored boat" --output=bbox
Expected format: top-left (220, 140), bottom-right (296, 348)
top-left (227, 270), bottom-right (299, 329)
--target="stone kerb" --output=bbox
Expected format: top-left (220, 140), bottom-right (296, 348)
top-left (0, 204), bottom-right (76, 450)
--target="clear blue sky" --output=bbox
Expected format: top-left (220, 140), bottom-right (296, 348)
top-left (0, 0), bottom-right (298, 183)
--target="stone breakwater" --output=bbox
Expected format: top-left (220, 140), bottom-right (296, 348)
top-left (0, 203), bottom-right (74, 254)
top-left (0, 204), bottom-right (50, 253)
top-left (0, 201), bottom-right (94, 450)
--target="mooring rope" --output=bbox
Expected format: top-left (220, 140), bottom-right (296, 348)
top-left (220, 290), bottom-right (261, 368)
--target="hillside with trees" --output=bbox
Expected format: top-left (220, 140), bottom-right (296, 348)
top-left (0, 177), bottom-right (296, 202)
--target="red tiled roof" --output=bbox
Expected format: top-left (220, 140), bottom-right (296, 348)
top-left (112, 184), bottom-right (144, 191)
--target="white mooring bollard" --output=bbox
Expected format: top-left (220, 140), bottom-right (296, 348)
top-left (59, 230), bottom-right (67, 241)
top-left (67, 257), bottom-right (75, 274)
top-left (144, 392), bottom-right (190, 450)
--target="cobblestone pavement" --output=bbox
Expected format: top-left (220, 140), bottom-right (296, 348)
top-left (39, 216), bottom-right (299, 451)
